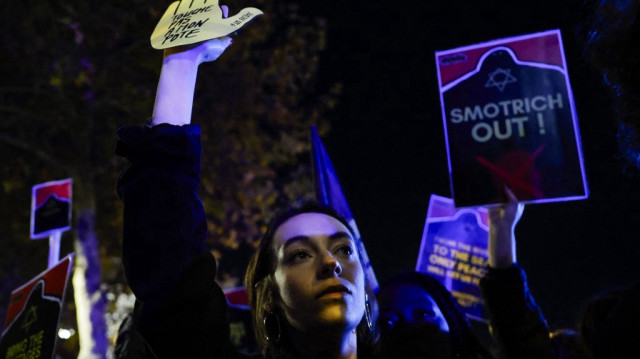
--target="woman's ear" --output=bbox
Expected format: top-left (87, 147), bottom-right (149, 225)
top-left (263, 275), bottom-right (280, 311)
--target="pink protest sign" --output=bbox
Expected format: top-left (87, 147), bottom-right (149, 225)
top-left (416, 195), bottom-right (489, 321)
top-left (30, 179), bottom-right (72, 239)
top-left (436, 30), bottom-right (588, 207)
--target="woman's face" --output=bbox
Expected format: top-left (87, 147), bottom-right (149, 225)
top-left (271, 212), bottom-right (365, 333)
top-left (377, 282), bottom-right (451, 359)
top-left (378, 282), bottom-right (450, 333)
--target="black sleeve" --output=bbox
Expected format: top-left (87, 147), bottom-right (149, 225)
top-left (479, 264), bottom-right (551, 359)
top-left (116, 124), bottom-right (207, 314)
top-left (115, 124), bottom-right (250, 358)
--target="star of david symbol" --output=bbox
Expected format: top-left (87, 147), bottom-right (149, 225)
top-left (485, 67), bottom-right (517, 92)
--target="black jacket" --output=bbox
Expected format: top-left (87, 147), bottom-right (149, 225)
top-left (116, 124), bottom-right (257, 358)
top-left (480, 264), bottom-right (552, 359)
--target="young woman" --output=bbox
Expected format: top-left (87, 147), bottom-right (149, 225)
top-left (115, 36), bottom-right (376, 359)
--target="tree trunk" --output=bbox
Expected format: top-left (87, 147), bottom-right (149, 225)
top-left (73, 207), bottom-right (108, 358)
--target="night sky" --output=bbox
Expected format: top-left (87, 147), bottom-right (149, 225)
top-left (302, 0), bottom-right (640, 329)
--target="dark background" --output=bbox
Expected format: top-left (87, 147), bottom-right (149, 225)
top-left (1, 0), bottom-right (638, 347)
top-left (301, 0), bottom-right (640, 329)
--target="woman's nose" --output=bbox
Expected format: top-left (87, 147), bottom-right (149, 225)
top-left (319, 251), bottom-right (342, 277)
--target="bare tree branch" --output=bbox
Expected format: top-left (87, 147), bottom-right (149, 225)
top-left (0, 132), bottom-right (64, 169)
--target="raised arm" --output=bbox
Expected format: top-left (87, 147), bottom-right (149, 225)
top-left (113, 1), bottom-right (266, 356)
top-left (115, 35), bottom-right (236, 358)
top-left (480, 188), bottom-right (551, 359)
top-left (487, 187), bottom-right (523, 269)
top-left (117, 34), bottom-right (232, 309)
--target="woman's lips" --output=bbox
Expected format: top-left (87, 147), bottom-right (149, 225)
top-left (316, 285), bottom-right (351, 299)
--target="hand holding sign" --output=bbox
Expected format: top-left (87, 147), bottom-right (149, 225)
top-left (151, 0), bottom-right (263, 50)
top-left (163, 36), bottom-right (233, 65)
top-left (487, 186), bottom-right (524, 268)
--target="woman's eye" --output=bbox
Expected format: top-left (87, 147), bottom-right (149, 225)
top-left (379, 313), bottom-right (398, 331)
top-left (414, 309), bottom-right (436, 321)
top-left (336, 245), bottom-right (354, 256)
top-left (288, 250), bottom-right (310, 262)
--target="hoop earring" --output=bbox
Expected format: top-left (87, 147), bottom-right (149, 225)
top-left (264, 311), bottom-right (281, 344)
top-left (365, 293), bottom-right (373, 332)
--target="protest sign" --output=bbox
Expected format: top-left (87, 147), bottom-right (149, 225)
top-left (415, 195), bottom-right (489, 321)
top-left (0, 255), bottom-right (74, 359)
top-left (30, 179), bottom-right (72, 240)
top-left (436, 29), bottom-right (588, 207)
top-left (151, 0), bottom-right (263, 49)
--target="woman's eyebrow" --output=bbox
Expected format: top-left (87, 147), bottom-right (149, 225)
top-left (329, 231), bottom-right (353, 241)
top-left (282, 235), bottom-right (310, 250)
top-left (283, 231), bottom-right (352, 249)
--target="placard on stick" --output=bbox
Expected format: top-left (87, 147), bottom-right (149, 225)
top-left (151, 0), bottom-right (263, 49)
top-left (0, 254), bottom-right (74, 359)
top-left (435, 30), bottom-right (588, 207)
top-left (415, 195), bottom-right (489, 321)
top-left (30, 179), bottom-right (72, 240)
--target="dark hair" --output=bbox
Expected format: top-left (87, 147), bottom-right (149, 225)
top-left (550, 329), bottom-right (588, 359)
top-left (578, 283), bottom-right (640, 359)
top-left (378, 271), bottom-right (492, 359)
top-left (583, 0), bottom-right (640, 171)
top-left (244, 201), bottom-right (377, 358)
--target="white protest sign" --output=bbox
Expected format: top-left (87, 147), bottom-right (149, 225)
top-left (151, 0), bottom-right (263, 50)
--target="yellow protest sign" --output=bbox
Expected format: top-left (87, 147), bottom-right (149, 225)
top-left (151, 0), bottom-right (263, 50)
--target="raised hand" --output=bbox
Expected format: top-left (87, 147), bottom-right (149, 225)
top-left (489, 186), bottom-right (524, 230)
top-left (163, 36), bottom-right (233, 65)
top-left (151, 0), bottom-right (262, 50)
top-left (150, 36), bottom-right (233, 127)
top-left (487, 186), bottom-right (524, 268)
